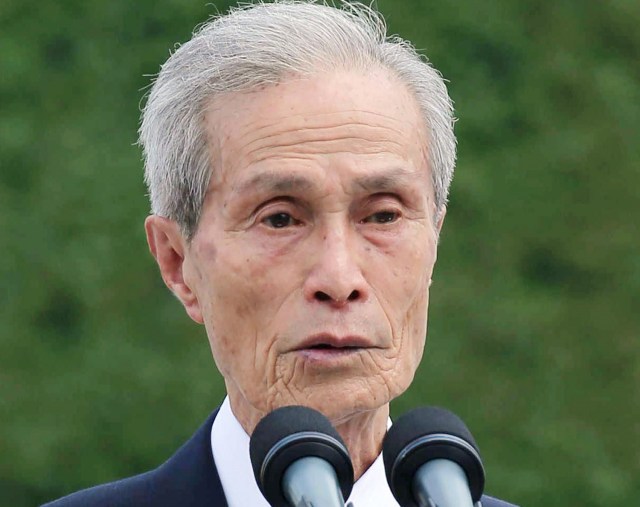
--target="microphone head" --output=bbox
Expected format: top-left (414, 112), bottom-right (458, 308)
top-left (250, 405), bottom-right (354, 506)
top-left (383, 406), bottom-right (485, 505)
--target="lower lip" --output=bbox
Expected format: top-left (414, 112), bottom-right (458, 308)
top-left (295, 347), bottom-right (363, 365)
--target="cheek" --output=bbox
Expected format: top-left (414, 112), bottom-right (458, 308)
top-left (377, 287), bottom-right (429, 401)
top-left (195, 240), bottom-right (290, 384)
top-left (384, 242), bottom-right (433, 331)
top-left (402, 252), bottom-right (432, 353)
top-left (404, 286), bottom-right (430, 361)
top-left (379, 241), bottom-right (434, 379)
top-left (199, 238), bottom-right (274, 324)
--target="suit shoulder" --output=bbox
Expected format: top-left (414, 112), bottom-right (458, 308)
top-left (41, 470), bottom-right (157, 507)
top-left (41, 409), bottom-right (223, 507)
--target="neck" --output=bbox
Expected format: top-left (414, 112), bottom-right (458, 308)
top-left (228, 387), bottom-right (390, 482)
top-left (333, 405), bottom-right (389, 480)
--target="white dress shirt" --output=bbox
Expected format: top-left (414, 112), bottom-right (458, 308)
top-left (211, 397), bottom-right (400, 507)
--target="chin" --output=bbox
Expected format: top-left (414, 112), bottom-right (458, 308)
top-left (288, 376), bottom-right (398, 425)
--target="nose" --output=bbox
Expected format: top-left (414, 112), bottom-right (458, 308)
top-left (303, 224), bottom-right (369, 307)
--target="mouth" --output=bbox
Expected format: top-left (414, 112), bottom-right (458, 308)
top-left (289, 334), bottom-right (377, 368)
top-left (289, 335), bottom-right (376, 366)
top-left (295, 334), bottom-right (372, 352)
top-left (306, 343), bottom-right (361, 350)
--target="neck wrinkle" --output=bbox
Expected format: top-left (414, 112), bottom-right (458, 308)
top-left (335, 404), bottom-right (389, 481)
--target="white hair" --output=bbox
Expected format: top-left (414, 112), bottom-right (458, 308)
top-left (139, 0), bottom-right (456, 239)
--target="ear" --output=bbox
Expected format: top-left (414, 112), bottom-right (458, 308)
top-left (144, 215), bottom-right (204, 324)
top-left (430, 207), bottom-right (447, 287)
top-left (435, 206), bottom-right (447, 237)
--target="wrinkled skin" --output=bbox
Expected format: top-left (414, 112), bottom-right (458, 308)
top-left (145, 69), bottom-right (444, 478)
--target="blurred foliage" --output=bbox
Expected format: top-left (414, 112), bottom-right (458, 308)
top-left (1, 0), bottom-right (638, 505)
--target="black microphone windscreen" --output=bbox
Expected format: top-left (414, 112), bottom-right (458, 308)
top-left (383, 406), bottom-right (485, 503)
top-left (249, 405), bottom-right (354, 505)
top-left (250, 405), bottom-right (343, 477)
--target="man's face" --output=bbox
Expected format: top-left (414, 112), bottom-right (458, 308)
top-left (180, 69), bottom-right (441, 427)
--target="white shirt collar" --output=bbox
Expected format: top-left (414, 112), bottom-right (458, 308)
top-left (211, 397), bottom-right (400, 507)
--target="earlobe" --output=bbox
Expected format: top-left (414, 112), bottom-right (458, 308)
top-left (144, 216), bottom-right (204, 324)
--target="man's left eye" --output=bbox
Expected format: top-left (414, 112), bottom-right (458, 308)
top-left (262, 212), bottom-right (299, 228)
top-left (362, 211), bottom-right (399, 224)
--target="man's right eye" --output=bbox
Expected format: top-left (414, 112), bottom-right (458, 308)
top-left (262, 212), bottom-right (298, 228)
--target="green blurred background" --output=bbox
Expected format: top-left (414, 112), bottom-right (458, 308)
top-left (1, 0), bottom-right (638, 505)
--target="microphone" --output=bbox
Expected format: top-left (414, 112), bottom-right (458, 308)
top-left (383, 406), bottom-right (485, 507)
top-left (249, 405), bottom-right (354, 507)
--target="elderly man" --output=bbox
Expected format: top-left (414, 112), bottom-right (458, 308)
top-left (45, 1), bottom-right (517, 506)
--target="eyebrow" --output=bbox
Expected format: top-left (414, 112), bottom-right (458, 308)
top-left (231, 167), bottom-right (421, 197)
top-left (352, 168), bottom-right (422, 193)
top-left (232, 172), bottom-right (315, 196)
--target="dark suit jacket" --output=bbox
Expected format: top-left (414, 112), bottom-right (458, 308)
top-left (43, 408), bottom-right (518, 507)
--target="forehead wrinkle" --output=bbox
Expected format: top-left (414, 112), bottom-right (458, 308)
top-left (247, 138), bottom-right (408, 165)
top-left (237, 120), bottom-right (409, 159)
top-left (234, 109), bottom-right (411, 139)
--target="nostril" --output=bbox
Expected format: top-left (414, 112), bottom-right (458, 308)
top-left (313, 290), bottom-right (361, 303)
top-left (315, 291), bottom-right (331, 302)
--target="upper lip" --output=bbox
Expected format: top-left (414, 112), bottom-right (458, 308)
top-left (294, 333), bottom-right (373, 351)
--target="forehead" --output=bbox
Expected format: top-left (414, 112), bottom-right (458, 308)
top-left (203, 69), bottom-right (429, 189)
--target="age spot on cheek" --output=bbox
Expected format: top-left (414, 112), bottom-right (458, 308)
top-left (234, 303), bottom-right (250, 319)
top-left (194, 236), bottom-right (217, 263)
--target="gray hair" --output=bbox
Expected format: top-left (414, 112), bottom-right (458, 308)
top-left (139, 0), bottom-right (456, 239)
